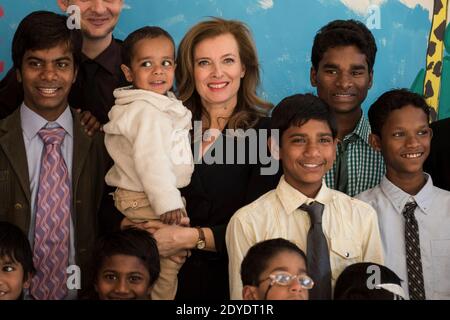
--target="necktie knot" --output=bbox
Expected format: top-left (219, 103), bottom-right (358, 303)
top-left (300, 201), bottom-right (325, 225)
top-left (38, 127), bottom-right (66, 146)
top-left (402, 201), bottom-right (418, 220)
top-left (339, 134), bottom-right (358, 150)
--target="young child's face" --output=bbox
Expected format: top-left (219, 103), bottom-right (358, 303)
top-left (0, 255), bottom-right (31, 300)
top-left (95, 254), bottom-right (152, 300)
top-left (374, 105), bottom-right (431, 178)
top-left (250, 251), bottom-right (310, 300)
top-left (277, 119), bottom-right (337, 196)
top-left (310, 45), bottom-right (373, 115)
top-left (122, 36), bottom-right (175, 95)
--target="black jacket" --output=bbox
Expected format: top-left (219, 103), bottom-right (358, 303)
top-left (176, 117), bottom-right (281, 300)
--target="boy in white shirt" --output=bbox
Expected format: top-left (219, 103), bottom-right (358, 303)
top-left (357, 89), bottom-right (450, 300)
top-left (226, 93), bottom-right (383, 300)
top-left (103, 26), bottom-right (194, 300)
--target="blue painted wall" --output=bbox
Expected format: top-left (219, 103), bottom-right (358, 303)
top-left (0, 0), bottom-right (431, 112)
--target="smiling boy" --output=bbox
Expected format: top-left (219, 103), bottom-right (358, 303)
top-left (0, 222), bottom-right (35, 300)
top-left (357, 89), bottom-right (450, 300)
top-left (92, 228), bottom-right (160, 300)
top-left (0, 11), bottom-right (111, 299)
top-left (226, 93), bottom-right (383, 300)
top-left (310, 20), bottom-right (385, 196)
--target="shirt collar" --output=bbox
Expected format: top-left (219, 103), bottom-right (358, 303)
top-left (344, 114), bottom-right (371, 144)
top-left (275, 175), bottom-right (334, 215)
top-left (81, 36), bottom-right (122, 75)
top-left (379, 173), bottom-right (434, 216)
top-left (20, 103), bottom-right (73, 139)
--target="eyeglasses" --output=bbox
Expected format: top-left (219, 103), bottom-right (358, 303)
top-left (262, 273), bottom-right (314, 289)
top-left (258, 272), bottom-right (314, 300)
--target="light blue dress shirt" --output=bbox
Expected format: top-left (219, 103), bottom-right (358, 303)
top-left (20, 104), bottom-right (77, 299)
top-left (357, 174), bottom-right (450, 299)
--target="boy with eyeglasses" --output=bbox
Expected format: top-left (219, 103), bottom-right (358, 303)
top-left (226, 94), bottom-right (383, 300)
top-left (241, 238), bottom-right (313, 300)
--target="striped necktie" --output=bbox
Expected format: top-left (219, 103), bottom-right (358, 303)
top-left (30, 127), bottom-right (70, 300)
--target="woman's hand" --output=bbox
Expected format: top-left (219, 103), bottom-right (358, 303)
top-left (140, 220), bottom-right (197, 258)
top-left (120, 217), bottom-right (147, 230)
top-left (121, 218), bottom-right (193, 260)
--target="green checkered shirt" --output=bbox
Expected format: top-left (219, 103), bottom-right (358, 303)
top-left (325, 115), bottom-right (385, 197)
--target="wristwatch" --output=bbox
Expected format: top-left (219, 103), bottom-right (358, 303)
top-left (195, 227), bottom-right (206, 250)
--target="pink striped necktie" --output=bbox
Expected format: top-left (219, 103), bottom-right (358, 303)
top-left (31, 127), bottom-right (70, 300)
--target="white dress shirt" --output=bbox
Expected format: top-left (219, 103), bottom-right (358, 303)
top-left (357, 174), bottom-right (450, 299)
top-left (226, 176), bottom-right (384, 300)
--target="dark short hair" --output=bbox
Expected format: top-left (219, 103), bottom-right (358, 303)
top-left (122, 26), bottom-right (175, 67)
top-left (241, 238), bottom-right (307, 286)
top-left (368, 88), bottom-right (431, 137)
top-left (334, 262), bottom-right (403, 300)
top-left (12, 11), bottom-right (82, 70)
top-left (270, 93), bottom-right (338, 143)
top-left (0, 222), bottom-right (35, 281)
top-left (92, 228), bottom-right (160, 286)
top-left (311, 19), bottom-right (377, 73)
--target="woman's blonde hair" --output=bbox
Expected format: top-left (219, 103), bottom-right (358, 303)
top-left (176, 17), bottom-right (273, 130)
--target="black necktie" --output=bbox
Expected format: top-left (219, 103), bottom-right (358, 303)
top-left (334, 135), bottom-right (357, 194)
top-left (402, 201), bottom-right (426, 300)
top-left (300, 201), bottom-right (332, 300)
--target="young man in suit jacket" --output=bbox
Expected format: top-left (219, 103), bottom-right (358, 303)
top-left (0, 11), bottom-right (111, 299)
